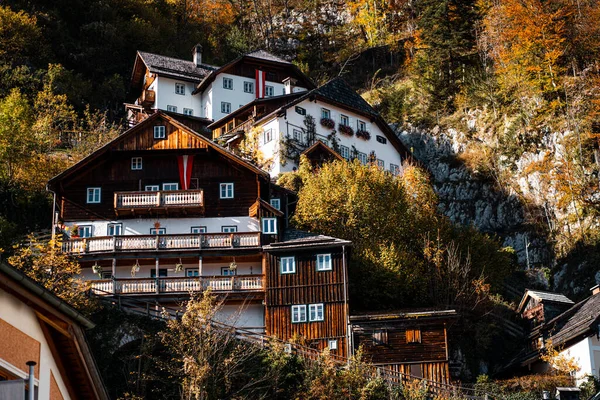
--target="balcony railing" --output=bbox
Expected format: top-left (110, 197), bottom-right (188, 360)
top-left (115, 190), bottom-right (204, 210)
top-left (90, 275), bottom-right (264, 295)
top-left (63, 232), bottom-right (261, 254)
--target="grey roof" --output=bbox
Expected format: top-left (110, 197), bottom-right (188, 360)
top-left (518, 289), bottom-right (574, 312)
top-left (246, 49), bottom-right (291, 64)
top-left (313, 78), bottom-right (378, 118)
top-left (350, 309), bottom-right (457, 322)
top-left (546, 293), bottom-right (600, 346)
top-left (138, 51), bottom-right (218, 81)
top-left (263, 228), bottom-right (350, 250)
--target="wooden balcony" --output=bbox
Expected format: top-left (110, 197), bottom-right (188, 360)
top-left (114, 190), bottom-right (204, 216)
top-left (139, 89), bottom-right (155, 107)
top-left (90, 275), bottom-right (264, 296)
top-left (63, 232), bottom-right (261, 254)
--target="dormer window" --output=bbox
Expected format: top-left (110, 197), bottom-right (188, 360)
top-left (175, 83), bottom-right (185, 95)
top-left (131, 157), bottom-right (142, 170)
top-left (154, 126), bottom-right (166, 139)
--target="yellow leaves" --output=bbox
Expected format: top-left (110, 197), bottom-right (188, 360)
top-left (541, 339), bottom-right (581, 375)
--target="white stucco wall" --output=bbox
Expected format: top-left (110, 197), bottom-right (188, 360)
top-left (0, 289), bottom-right (71, 399)
top-left (155, 77), bottom-right (201, 116)
top-left (215, 303), bottom-right (265, 332)
top-left (64, 216), bottom-right (260, 237)
top-left (559, 337), bottom-right (598, 384)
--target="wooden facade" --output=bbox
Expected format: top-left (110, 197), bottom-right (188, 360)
top-left (350, 310), bottom-right (456, 384)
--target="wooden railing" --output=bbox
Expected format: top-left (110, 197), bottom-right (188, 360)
top-left (114, 190), bottom-right (204, 209)
top-left (90, 275), bottom-right (264, 295)
top-left (63, 232), bottom-right (261, 254)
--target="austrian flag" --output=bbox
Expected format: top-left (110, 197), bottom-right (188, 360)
top-left (177, 155), bottom-right (194, 190)
top-left (255, 69), bottom-right (266, 98)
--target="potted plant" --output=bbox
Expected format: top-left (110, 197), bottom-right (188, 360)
top-left (338, 124), bottom-right (354, 136)
top-left (356, 129), bottom-right (371, 140)
top-left (320, 117), bottom-right (335, 129)
top-left (70, 224), bottom-right (80, 238)
top-left (92, 263), bottom-right (103, 277)
top-left (175, 258), bottom-right (183, 272)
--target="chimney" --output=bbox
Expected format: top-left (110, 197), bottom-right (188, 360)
top-left (592, 284), bottom-right (600, 296)
top-left (192, 44), bottom-right (203, 67)
top-left (283, 77), bottom-right (297, 95)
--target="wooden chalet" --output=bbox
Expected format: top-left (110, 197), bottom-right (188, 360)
top-left (0, 262), bottom-right (108, 399)
top-left (350, 310), bottom-right (456, 384)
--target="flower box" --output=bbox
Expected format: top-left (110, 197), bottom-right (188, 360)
top-left (320, 117), bottom-right (335, 129)
top-left (356, 130), bottom-right (371, 140)
top-left (338, 124), bottom-right (354, 136)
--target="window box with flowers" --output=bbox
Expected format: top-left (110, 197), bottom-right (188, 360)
top-left (356, 130), bottom-right (371, 140)
top-left (338, 124), bottom-right (354, 136)
top-left (320, 117), bottom-right (335, 129)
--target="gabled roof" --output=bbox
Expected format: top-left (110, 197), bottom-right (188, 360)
top-left (350, 309), bottom-right (457, 323)
top-left (301, 140), bottom-right (344, 162)
top-left (131, 51), bottom-right (218, 88)
top-left (517, 289), bottom-right (574, 313)
top-left (48, 111), bottom-right (269, 189)
top-left (193, 49), bottom-right (315, 94)
top-left (543, 291), bottom-right (600, 347)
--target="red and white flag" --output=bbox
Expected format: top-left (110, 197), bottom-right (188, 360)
top-left (177, 155), bottom-right (194, 190)
top-left (255, 69), bottom-right (266, 98)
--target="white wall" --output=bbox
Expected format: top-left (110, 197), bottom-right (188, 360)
top-left (258, 98), bottom-right (403, 178)
top-left (215, 303), bottom-right (264, 332)
top-left (559, 337), bottom-right (597, 385)
top-left (64, 216), bottom-right (260, 237)
top-left (155, 77), bottom-right (202, 116)
top-left (0, 289), bottom-right (71, 399)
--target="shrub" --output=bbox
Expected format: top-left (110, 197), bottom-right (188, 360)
top-left (320, 117), bottom-right (335, 129)
top-left (356, 129), bottom-right (371, 140)
top-left (338, 124), bottom-right (354, 136)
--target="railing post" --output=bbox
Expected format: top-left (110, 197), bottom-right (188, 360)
top-left (230, 233), bottom-right (235, 247)
top-left (156, 277), bottom-right (160, 294)
top-left (155, 235), bottom-right (160, 249)
top-left (156, 191), bottom-right (161, 207)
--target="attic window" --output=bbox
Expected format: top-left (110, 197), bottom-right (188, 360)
top-left (295, 106), bottom-right (306, 115)
top-left (154, 125), bottom-right (166, 139)
top-left (372, 330), bottom-right (388, 346)
top-left (376, 135), bottom-right (387, 144)
top-left (406, 328), bottom-right (421, 343)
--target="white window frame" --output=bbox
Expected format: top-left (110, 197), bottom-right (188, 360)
top-left (223, 77), bottom-right (233, 90)
top-left (107, 223), bottom-right (122, 236)
top-left (357, 120), bottom-right (366, 131)
top-left (154, 125), bottom-right (166, 139)
top-left (78, 225), bottom-right (93, 238)
top-left (221, 267), bottom-right (237, 276)
top-left (175, 82), bottom-right (185, 95)
top-left (186, 268), bottom-right (200, 277)
top-left (270, 198), bottom-right (281, 210)
top-left (328, 339), bottom-right (338, 350)
top-left (340, 145), bottom-right (350, 160)
top-left (183, 108), bottom-right (193, 116)
top-left (265, 85), bottom-right (274, 97)
top-left (221, 226), bottom-right (237, 233)
top-left (291, 305), bottom-right (307, 323)
top-left (131, 157), bottom-right (143, 170)
top-left (377, 159), bottom-right (384, 169)
top-left (221, 102), bottom-right (231, 114)
top-left (309, 303), bottom-right (324, 322)
top-left (340, 114), bottom-right (349, 126)
top-left (150, 228), bottom-right (166, 235)
top-left (262, 217), bottom-right (277, 234)
top-left (316, 254), bottom-right (332, 271)
top-left (321, 108), bottom-right (331, 119)
top-left (357, 152), bottom-right (368, 165)
top-left (243, 81), bottom-right (254, 93)
top-left (280, 256), bottom-right (296, 274)
top-left (220, 183), bottom-right (234, 199)
top-left (191, 226), bottom-right (207, 234)
top-left (145, 185), bottom-right (159, 191)
top-left (390, 164), bottom-right (400, 176)
top-left (293, 129), bottom-right (302, 142)
top-left (167, 105), bottom-right (177, 113)
top-left (87, 187), bottom-right (101, 203)
top-left (163, 182), bottom-right (179, 191)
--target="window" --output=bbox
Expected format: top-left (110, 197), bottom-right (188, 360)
top-left (377, 159), bottom-right (384, 169)
top-left (221, 102), bottom-right (231, 114)
top-left (357, 120), bottom-right (366, 131)
top-left (151, 269), bottom-right (168, 277)
top-left (220, 183), bottom-right (234, 199)
top-left (221, 267), bottom-right (237, 276)
top-left (316, 254), bottom-right (332, 271)
top-left (291, 305), bottom-right (307, 323)
top-left (175, 83), bottom-right (185, 95)
top-left (150, 228), bottom-right (166, 235)
top-left (183, 108), bottom-right (193, 116)
top-left (372, 330), bottom-right (388, 346)
top-left (406, 328), bottom-right (422, 343)
top-left (145, 185), bottom-right (159, 191)
top-left (262, 217), bottom-right (277, 234)
top-left (163, 183), bottom-right (178, 191)
top-left (222, 226), bottom-right (237, 233)
top-left (321, 108), bottom-right (331, 119)
top-left (264, 128), bottom-right (273, 144)
top-left (280, 256), bottom-right (296, 274)
top-left (101, 271), bottom-right (112, 279)
top-left (309, 303), bottom-right (324, 321)
top-left (154, 125), bottom-right (166, 139)
top-left (243, 81), bottom-right (254, 93)
top-left (167, 105), bottom-right (177, 113)
top-left (131, 157), bottom-right (143, 170)
top-left (108, 223), bottom-right (122, 236)
top-left (270, 198), bottom-right (281, 210)
top-left (340, 114), bottom-right (349, 126)
top-left (78, 225), bottom-right (93, 238)
top-left (389, 164), bottom-right (400, 176)
top-left (376, 135), bottom-right (387, 144)
top-left (265, 85), bottom-right (274, 97)
top-left (223, 77), bottom-right (233, 90)
top-left (293, 129), bottom-right (302, 142)
top-left (191, 226), bottom-right (207, 234)
top-left (295, 106), bottom-right (306, 115)
top-left (340, 145), bottom-right (350, 160)
top-left (87, 187), bottom-right (101, 203)
top-left (357, 152), bottom-right (368, 165)
top-left (328, 339), bottom-right (338, 350)
top-left (186, 268), bottom-right (199, 277)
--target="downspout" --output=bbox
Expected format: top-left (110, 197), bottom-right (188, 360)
top-left (26, 361), bottom-right (36, 400)
top-left (342, 245), bottom-right (351, 360)
top-left (46, 184), bottom-right (57, 241)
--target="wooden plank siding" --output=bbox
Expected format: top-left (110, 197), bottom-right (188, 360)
top-left (265, 250), bottom-right (348, 357)
top-left (114, 116), bottom-right (208, 151)
top-left (376, 362), bottom-right (450, 385)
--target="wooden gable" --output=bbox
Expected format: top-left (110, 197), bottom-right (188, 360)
top-left (115, 116), bottom-right (209, 151)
